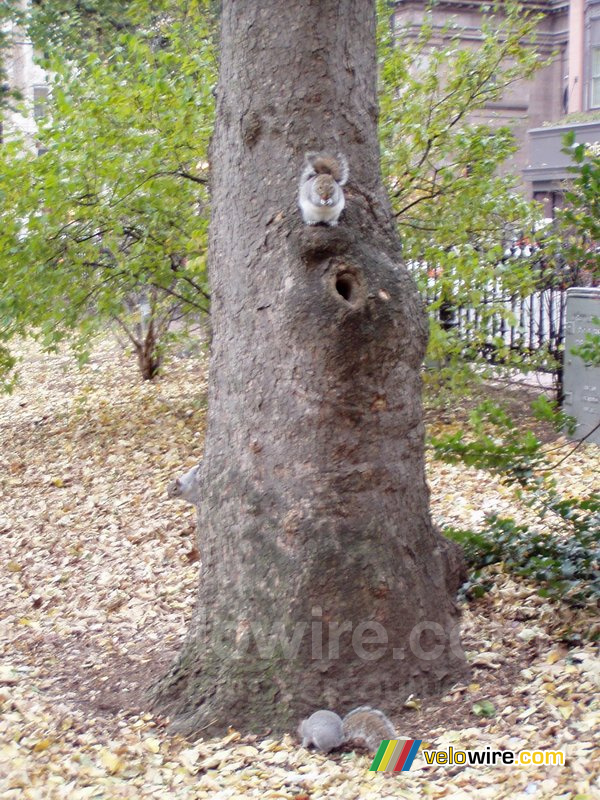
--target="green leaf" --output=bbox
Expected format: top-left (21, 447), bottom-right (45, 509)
top-left (472, 700), bottom-right (496, 717)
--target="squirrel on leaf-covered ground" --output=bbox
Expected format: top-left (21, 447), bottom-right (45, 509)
top-left (166, 462), bottom-right (202, 506)
top-left (298, 152), bottom-right (349, 226)
top-left (299, 706), bottom-right (396, 754)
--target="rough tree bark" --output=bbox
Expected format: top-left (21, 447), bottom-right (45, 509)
top-left (151, 0), bottom-right (467, 736)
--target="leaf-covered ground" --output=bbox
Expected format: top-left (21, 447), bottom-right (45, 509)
top-left (1, 339), bottom-right (598, 800)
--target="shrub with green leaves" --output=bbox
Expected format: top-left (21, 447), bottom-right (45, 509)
top-left (431, 396), bottom-right (575, 486)
top-left (0, 0), bottom-right (216, 386)
top-left (433, 398), bottom-right (599, 607)
top-left (446, 506), bottom-right (599, 606)
top-left (537, 133), bottom-right (600, 371)
top-left (571, 319), bottom-right (600, 368)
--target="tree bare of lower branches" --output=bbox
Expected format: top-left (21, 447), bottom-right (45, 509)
top-left (151, 0), bottom-right (467, 737)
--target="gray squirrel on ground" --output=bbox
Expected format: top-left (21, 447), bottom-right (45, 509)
top-left (166, 462), bottom-right (202, 505)
top-left (298, 152), bottom-right (349, 226)
top-left (298, 706), bottom-right (396, 754)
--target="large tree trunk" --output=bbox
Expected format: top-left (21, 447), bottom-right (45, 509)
top-left (152, 0), bottom-right (467, 737)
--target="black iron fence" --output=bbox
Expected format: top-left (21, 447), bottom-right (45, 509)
top-left (411, 255), bottom-right (597, 385)
top-left (430, 279), bottom-right (566, 365)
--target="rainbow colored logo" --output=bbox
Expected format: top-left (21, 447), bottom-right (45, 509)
top-left (369, 739), bottom-right (422, 772)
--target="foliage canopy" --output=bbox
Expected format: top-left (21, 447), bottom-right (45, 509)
top-left (378, 0), bottom-right (549, 389)
top-left (0, 0), bottom-right (568, 387)
top-left (0, 0), bottom-right (216, 385)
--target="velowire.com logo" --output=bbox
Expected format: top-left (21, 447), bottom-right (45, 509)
top-left (370, 740), bottom-right (566, 771)
top-left (370, 739), bottom-right (422, 772)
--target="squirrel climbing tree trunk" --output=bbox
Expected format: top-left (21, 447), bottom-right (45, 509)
top-left (151, 0), bottom-right (467, 736)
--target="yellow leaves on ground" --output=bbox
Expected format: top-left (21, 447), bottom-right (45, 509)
top-left (98, 747), bottom-right (124, 774)
top-left (0, 337), bottom-right (598, 799)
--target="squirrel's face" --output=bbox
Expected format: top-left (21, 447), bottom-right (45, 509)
top-left (167, 478), bottom-right (182, 497)
top-left (313, 175), bottom-right (337, 205)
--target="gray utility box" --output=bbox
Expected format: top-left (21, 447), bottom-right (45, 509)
top-left (563, 287), bottom-right (600, 446)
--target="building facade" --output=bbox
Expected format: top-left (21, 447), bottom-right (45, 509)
top-left (391, 1), bottom-right (600, 211)
top-left (1, 0), bottom-right (48, 149)
top-left (525, 0), bottom-right (600, 212)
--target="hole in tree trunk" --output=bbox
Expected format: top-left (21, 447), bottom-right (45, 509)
top-left (329, 265), bottom-right (366, 310)
top-left (335, 273), bottom-right (355, 303)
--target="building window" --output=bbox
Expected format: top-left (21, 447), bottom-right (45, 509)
top-left (592, 47), bottom-right (600, 107)
top-left (33, 85), bottom-right (49, 120)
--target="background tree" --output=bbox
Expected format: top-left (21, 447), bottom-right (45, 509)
top-left (546, 134), bottom-right (600, 368)
top-left (151, 0), bottom-right (467, 737)
top-left (0, 0), bottom-right (24, 111)
top-left (0, 0), bottom-right (215, 384)
top-left (28, 0), bottom-right (136, 59)
top-left (0, 0), bottom-right (553, 389)
top-left (379, 1), bottom-right (549, 390)
top-left (556, 134), bottom-right (600, 287)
